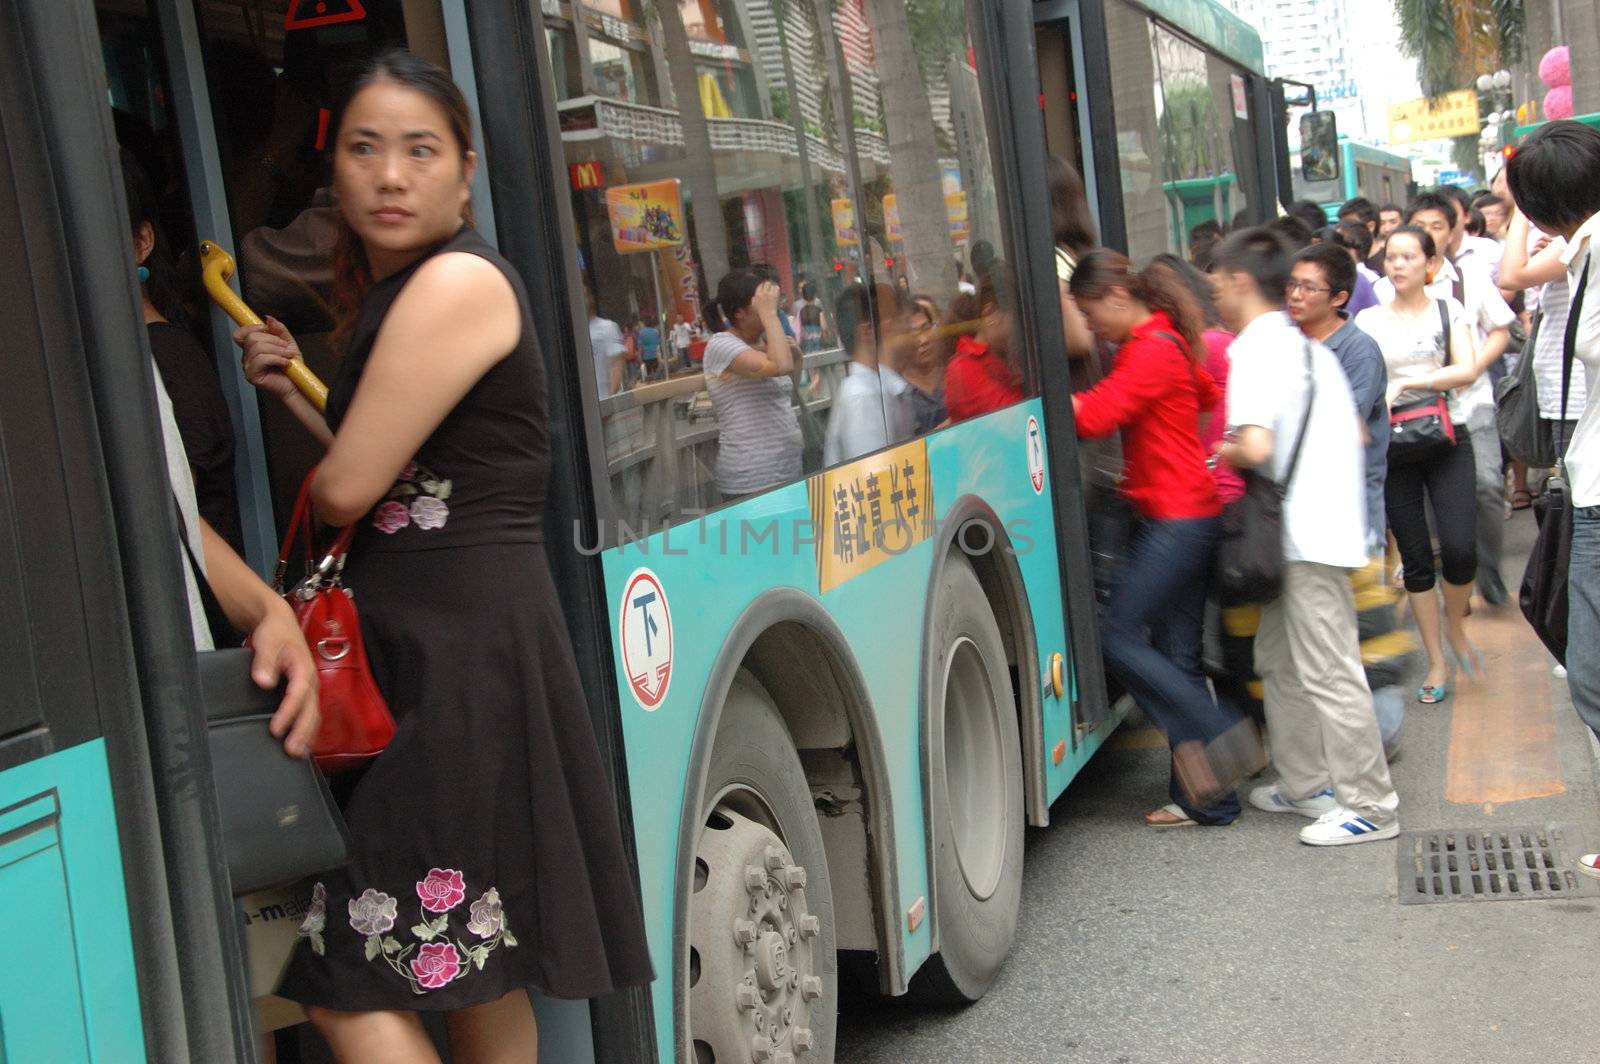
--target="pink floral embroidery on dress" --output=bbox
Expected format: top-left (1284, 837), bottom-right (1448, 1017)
top-left (346, 872), bottom-right (518, 993)
top-left (416, 868), bottom-right (467, 913)
top-left (373, 462), bottom-right (453, 535)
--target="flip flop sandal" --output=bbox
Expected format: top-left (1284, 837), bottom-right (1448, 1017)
top-left (1143, 803), bottom-right (1197, 828)
top-left (1511, 489), bottom-right (1534, 512)
top-left (1416, 684), bottom-right (1449, 704)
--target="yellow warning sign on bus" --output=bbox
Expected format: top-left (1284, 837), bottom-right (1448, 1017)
top-left (808, 439), bottom-right (934, 594)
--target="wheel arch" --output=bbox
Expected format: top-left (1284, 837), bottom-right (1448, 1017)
top-left (919, 495), bottom-right (1046, 955)
top-left (674, 588), bottom-right (903, 1056)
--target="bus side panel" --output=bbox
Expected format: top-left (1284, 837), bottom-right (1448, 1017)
top-left (0, 738), bottom-right (143, 1062)
top-left (922, 401), bottom-right (1119, 808)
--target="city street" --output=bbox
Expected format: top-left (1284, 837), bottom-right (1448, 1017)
top-left (836, 512), bottom-right (1600, 1064)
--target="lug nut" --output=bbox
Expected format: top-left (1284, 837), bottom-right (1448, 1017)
top-left (736, 983), bottom-right (760, 1010)
top-left (774, 1052), bottom-right (795, 1064)
top-left (752, 1034), bottom-right (772, 1062)
top-left (794, 1027), bottom-right (816, 1052)
top-left (764, 846), bottom-right (787, 871)
top-left (745, 866), bottom-right (767, 893)
top-left (801, 974), bottom-right (823, 1001)
top-left (734, 918), bottom-right (758, 946)
top-left (785, 866), bottom-right (808, 890)
top-left (797, 914), bottom-right (819, 938)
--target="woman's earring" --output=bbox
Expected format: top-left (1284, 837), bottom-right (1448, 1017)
top-left (137, 265), bottom-right (151, 283)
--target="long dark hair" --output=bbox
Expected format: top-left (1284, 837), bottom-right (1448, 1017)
top-left (120, 148), bottom-right (194, 329)
top-left (1149, 252), bottom-right (1222, 329)
top-left (328, 49), bottom-right (476, 350)
top-left (1069, 249), bottom-right (1207, 361)
top-left (703, 270), bottom-right (763, 332)
top-left (1047, 155), bottom-right (1096, 257)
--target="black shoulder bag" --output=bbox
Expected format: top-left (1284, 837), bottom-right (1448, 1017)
top-left (1213, 341), bottom-right (1316, 607)
top-left (1520, 255), bottom-right (1590, 664)
top-left (1496, 306), bottom-right (1552, 466)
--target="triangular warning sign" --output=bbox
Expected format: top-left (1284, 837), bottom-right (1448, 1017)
top-left (284, 0), bottom-right (366, 30)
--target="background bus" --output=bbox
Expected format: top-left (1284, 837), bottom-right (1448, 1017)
top-left (3, 1), bottom-right (1280, 1063)
top-left (1292, 138), bottom-right (1416, 221)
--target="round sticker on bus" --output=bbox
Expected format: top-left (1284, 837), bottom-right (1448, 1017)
top-left (1026, 415), bottom-right (1045, 494)
top-left (619, 568), bottom-right (673, 711)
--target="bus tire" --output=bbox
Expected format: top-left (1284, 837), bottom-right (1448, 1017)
top-left (689, 671), bottom-right (837, 1064)
top-left (914, 553), bottom-right (1024, 1003)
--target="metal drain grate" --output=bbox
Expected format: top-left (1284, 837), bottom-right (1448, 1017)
top-left (1397, 823), bottom-right (1600, 904)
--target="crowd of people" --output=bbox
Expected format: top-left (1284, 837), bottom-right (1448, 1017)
top-left (1064, 122), bottom-right (1600, 869)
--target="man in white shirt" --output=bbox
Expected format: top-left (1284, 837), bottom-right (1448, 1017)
top-left (1505, 119), bottom-right (1600, 880)
top-left (671, 316), bottom-right (695, 370)
top-left (1379, 192), bottom-right (1516, 604)
top-left (586, 287), bottom-right (626, 398)
top-left (823, 283), bottom-right (914, 465)
top-left (1210, 227), bottom-right (1400, 847)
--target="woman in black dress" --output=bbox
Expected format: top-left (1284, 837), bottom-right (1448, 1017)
top-left (236, 50), bottom-right (652, 1062)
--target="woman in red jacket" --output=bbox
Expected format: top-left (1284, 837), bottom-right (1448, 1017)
top-left (1069, 251), bottom-right (1248, 827)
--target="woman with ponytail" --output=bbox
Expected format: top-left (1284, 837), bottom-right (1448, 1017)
top-left (1069, 250), bottom-right (1249, 828)
top-left (236, 50), bottom-right (651, 1061)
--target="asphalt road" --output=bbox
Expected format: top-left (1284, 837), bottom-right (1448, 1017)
top-left (835, 510), bottom-right (1600, 1064)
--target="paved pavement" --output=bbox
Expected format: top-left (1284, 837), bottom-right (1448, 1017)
top-left (836, 510), bottom-right (1600, 1064)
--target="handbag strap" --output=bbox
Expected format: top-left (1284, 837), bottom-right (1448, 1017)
top-left (1279, 341), bottom-right (1317, 494)
top-left (1436, 298), bottom-right (1452, 367)
top-left (274, 469), bottom-right (356, 593)
top-left (1560, 254), bottom-right (1591, 440)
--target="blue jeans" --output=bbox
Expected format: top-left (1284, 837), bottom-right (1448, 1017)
top-left (1102, 515), bottom-right (1242, 824)
top-left (1568, 506), bottom-right (1600, 741)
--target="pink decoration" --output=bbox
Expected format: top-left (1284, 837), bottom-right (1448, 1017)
top-left (1545, 85), bottom-right (1574, 120)
top-left (1539, 45), bottom-right (1571, 89)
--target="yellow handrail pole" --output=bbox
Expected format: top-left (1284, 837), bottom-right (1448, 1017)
top-left (198, 240), bottom-right (329, 412)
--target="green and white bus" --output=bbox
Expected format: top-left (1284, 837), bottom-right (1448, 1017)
top-left (0, 1), bottom-right (1283, 1061)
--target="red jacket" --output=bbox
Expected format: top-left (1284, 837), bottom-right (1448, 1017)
top-left (1074, 312), bottom-right (1222, 520)
top-left (945, 335), bottom-right (1023, 423)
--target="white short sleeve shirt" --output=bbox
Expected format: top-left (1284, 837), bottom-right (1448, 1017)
top-left (1226, 311), bottom-right (1368, 569)
top-left (1560, 212), bottom-right (1600, 506)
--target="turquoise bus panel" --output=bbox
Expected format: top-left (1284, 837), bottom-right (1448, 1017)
top-left (600, 399), bottom-right (1116, 1060)
top-left (0, 739), bottom-right (144, 1062)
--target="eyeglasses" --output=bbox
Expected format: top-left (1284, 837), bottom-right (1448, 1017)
top-left (1285, 279), bottom-right (1333, 296)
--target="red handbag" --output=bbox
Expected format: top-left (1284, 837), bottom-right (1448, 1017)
top-left (272, 471), bottom-right (396, 773)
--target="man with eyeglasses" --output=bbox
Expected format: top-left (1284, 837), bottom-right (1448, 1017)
top-left (1286, 243), bottom-right (1389, 552)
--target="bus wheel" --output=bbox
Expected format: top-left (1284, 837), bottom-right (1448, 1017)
top-left (690, 673), bottom-right (836, 1063)
top-left (915, 554), bottom-right (1024, 1003)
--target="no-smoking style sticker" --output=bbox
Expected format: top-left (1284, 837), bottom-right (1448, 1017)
top-left (619, 568), bottom-right (673, 711)
top-left (1026, 415), bottom-right (1045, 494)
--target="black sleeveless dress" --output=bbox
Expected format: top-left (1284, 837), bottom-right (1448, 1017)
top-left (277, 227), bottom-right (653, 1010)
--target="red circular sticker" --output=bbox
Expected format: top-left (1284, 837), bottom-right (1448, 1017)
top-left (1026, 415), bottom-right (1045, 494)
top-left (619, 568), bottom-right (673, 711)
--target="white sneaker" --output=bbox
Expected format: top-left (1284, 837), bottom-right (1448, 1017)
top-left (1553, 663), bottom-right (1568, 678)
top-left (1298, 806), bottom-right (1399, 847)
top-left (1248, 783), bottom-right (1337, 818)
top-left (1579, 854), bottom-right (1600, 879)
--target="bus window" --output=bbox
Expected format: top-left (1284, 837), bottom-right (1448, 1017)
top-left (1104, 0), bottom-right (1166, 261)
top-left (564, 0), bottom-right (854, 529)
top-left (1151, 24), bottom-right (1236, 261)
top-left (843, 1), bottom-right (1028, 443)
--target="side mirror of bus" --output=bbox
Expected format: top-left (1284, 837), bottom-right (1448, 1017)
top-left (1299, 112), bottom-right (1340, 183)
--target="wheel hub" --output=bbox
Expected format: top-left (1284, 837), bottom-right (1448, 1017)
top-left (690, 803), bottom-right (820, 1062)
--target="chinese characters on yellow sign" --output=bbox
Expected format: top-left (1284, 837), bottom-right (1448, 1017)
top-left (883, 194), bottom-right (902, 241)
top-left (831, 197), bottom-right (858, 246)
top-left (808, 440), bottom-right (935, 593)
top-left (1386, 91), bottom-right (1479, 145)
top-left (606, 179), bottom-right (684, 253)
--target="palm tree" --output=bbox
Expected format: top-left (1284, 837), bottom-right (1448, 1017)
top-left (649, 0), bottom-right (732, 292)
top-left (1394, 0), bottom-right (1525, 178)
top-left (1394, 0), bottom-right (1525, 99)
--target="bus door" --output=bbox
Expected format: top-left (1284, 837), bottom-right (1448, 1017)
top-left (89, 0), bottom-right (624, 1058)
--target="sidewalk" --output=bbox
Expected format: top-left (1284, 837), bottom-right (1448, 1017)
top-left (836, 508), bottom-right (1600, 1064)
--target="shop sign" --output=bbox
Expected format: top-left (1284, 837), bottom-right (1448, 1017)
top-left (883, 194), bottom-right (902, 242)
top-left (688, 38), bottom-right (741, 62)
top-left (832, 198), bottom-right (858, 246)
top-left (945, 191), bottom-right (970, 243)
top-left (569, 160), bottom-right (605, 191)
top-left (606, 179), bottom-right (685, 253)
top-left (807, 439), bottom-right (934, 594)
top-left (1387, 91), bottom-right (1479, 144)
